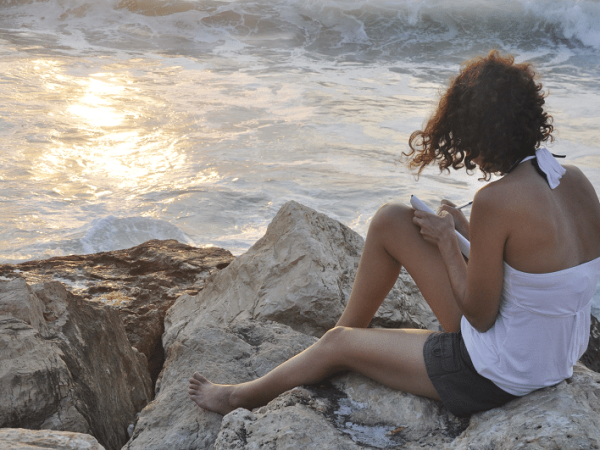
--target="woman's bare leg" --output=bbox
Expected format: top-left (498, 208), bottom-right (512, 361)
top-left (189, 326), bottom-right (439, 415)
top-left (336, 202), bottom-right (462, 332)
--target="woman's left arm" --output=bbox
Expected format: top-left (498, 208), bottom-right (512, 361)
top-left (413, 187), bottom-right (507, 332)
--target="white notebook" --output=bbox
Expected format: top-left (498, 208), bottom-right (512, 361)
top-left (410, 195), bottom-right (471, 258)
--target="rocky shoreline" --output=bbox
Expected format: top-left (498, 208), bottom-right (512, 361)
top-left (1, 201), bottom-right (599, 449)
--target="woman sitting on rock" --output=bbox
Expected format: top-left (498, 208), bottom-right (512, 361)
top-left (189, 50), bottom-right (600, 417)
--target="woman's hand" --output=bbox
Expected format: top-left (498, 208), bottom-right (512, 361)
top-left (438, 199), bottom-right (470, 239)
top-left (412, 209), bottom-right (456, 249)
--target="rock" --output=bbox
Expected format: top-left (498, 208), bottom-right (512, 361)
top-left (0, 278), bottom-right (48, 336)
top-left (213, 391), bottom-right (363, 450)
top-left (329, 373), bottom-right (466, 445)
top-left (448, 363), bottom-right (600, 450)
top-left (0, 280), bottom-right (153, 450)
top-left (581, 314), bottom-right (600, 373)
top-left (214, 375), bottom-right (467, 450)
top-left (164, 201), bottom-right (438, 353)
top-left (124, 320), bottom-right (318, 450)
top-left (0, 315), bottom-right (89, 435)
top-left (0, 428), bottom-right (105, 450)
top-left (0, 240), bottom-right (235, 383)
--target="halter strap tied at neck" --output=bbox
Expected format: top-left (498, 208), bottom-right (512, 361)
top-left (519, 148), bottom-right (566, 189)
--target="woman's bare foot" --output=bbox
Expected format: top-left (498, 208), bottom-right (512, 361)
top-left (188, 373), bottom-right (237, 415)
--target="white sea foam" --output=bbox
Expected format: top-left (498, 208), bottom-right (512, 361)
top-left (0, 0), bottom-right (598, 60)
top-left (79, 216), bottom-right (193, 254)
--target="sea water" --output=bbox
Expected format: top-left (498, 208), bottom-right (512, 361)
top-left (1, 0), bottom-right (599, 314)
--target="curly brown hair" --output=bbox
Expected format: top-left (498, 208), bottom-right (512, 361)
top-left (404, 50), bottom-right (554, 180)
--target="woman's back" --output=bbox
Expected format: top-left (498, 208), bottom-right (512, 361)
top-left (461, 156), bottom-right (600, 396)
top-left (482, 160), bottom-right (600, 274)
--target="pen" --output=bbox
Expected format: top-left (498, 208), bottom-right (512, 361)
top-left (457, 201), bottom-right (473, 210)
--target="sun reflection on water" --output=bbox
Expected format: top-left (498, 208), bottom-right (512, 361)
top-left (68, 77), bottom-right (127, 127)
top-left (27, 59), bottom-right (189, 191)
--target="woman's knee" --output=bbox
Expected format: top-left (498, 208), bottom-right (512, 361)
top-left (367, 202), bottom-right (417, 251)
top-left (318, 326), bottom-right (352, 362)
top-left (370, 202), bottom-right (414, 234)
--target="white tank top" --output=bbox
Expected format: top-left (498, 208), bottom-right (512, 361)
top-left (461, 257), bottom-right (600, 396)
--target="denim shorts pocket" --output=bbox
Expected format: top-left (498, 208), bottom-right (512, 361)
top-left (440, 333), bottom-right (463, 373)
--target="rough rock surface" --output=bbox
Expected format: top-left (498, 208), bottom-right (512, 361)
top-left (0, 240), bottom-right (234, 382)
top-left (213, 391), bottom-right (364, 450)
top-left (448, 364), bottom-right (600, 450)
top-left (164, 200), bottom-right (438, 351)
top-left (0, 279), bottom-right (152, 450)
top-left (213, 376), bottom-right (468, 450)
top-left (0, 428), bottom-right (105, 450)
top-left (124, 320), bottom-right (319, 450)
top-left (0, 278), bottom-right (48, 335)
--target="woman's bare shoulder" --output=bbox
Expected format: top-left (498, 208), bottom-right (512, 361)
top-left (472, 175), bottom-right (522, 211)
top-left (474, 163), bottom-right (597, 210)
top-left (562, 164), bottom-right (599, 197)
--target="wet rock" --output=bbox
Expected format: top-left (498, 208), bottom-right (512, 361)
top-left (329, 373), bottom-right (467, 446)
top-left (164, 201), bottom-right (438, 352)
top-left (213, 375), bottom-right (467, 450)
top-left (0, 239), bottom-right (235, 383)
top-left (0, 428), bottom-right (105, 450)
top-left (0, 280), bottom-right (152, 450)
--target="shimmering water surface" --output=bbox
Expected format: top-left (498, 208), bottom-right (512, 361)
top-left (1, 0), bottom-right (599, 311)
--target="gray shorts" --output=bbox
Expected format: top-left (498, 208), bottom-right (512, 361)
top-left (423, 332), bottom-right (518, 417)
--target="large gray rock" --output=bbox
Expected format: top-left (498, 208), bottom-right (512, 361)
top-left (0, 314), bottom-right (89, 434)
top-left (164, 200), bottom-right (438, 352)
top-left (0, 428), bottom-right (105, 450)
top-left (0, 279), bottom-right (153, 450)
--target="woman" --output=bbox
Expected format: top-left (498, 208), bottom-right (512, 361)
top-left (189, 51), bottom-right (600, 417)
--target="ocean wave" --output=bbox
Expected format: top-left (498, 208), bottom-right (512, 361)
top-left (79, 215), bottom-right (194, 254)
top-left (0, 215), bottom-right (194, 263)
top-left (1, 0), bottom-right (598, 59)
